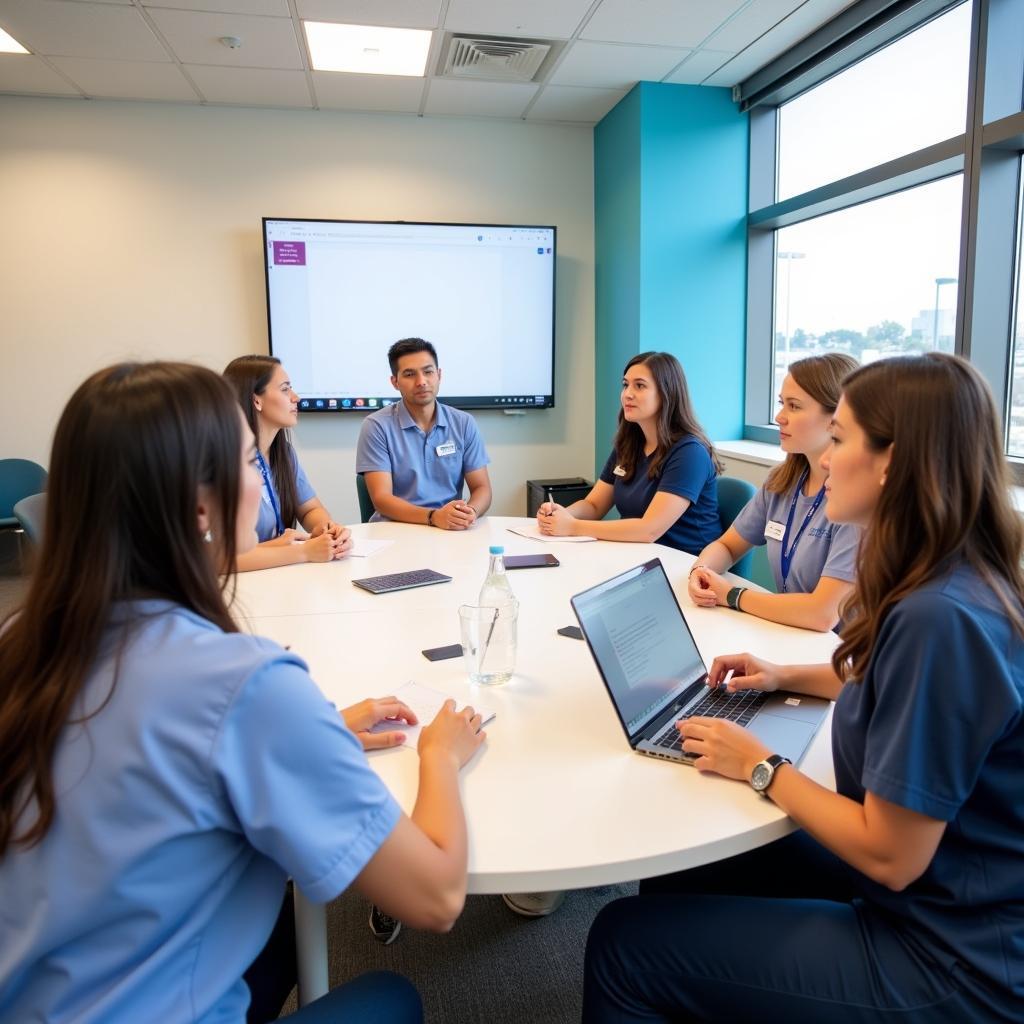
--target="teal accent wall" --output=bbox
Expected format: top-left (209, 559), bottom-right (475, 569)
top-left (593, 81), bottom-right (748, 474)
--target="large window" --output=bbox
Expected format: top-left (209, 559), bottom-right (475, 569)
top-left (741, 0), bottom-right (1024, 464)
top-left (778, 3), bottom-right (972, 201)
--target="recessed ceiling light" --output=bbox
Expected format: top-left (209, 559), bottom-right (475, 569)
top-left (304, 21), bottom-right (431, 77)
top-left (0, 27), bottom-right (29, 55)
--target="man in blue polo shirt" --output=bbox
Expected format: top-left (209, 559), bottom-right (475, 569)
top-left (356, 338), bottom-right (492, 529)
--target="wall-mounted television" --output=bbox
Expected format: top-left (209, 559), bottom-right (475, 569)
top-left (263, 218), bottom-right (556, 412)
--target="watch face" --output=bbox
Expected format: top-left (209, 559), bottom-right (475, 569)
top-left (751, 762), bottom-right (771, 791)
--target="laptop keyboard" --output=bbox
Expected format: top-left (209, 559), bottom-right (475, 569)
top-left (654, 689), bottom-right (768, 751)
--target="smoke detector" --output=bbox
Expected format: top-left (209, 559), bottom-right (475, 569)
top-left (438, 34), bottom-right (561, 82)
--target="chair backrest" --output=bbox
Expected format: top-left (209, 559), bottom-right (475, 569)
top-left (716, 475), bottom-right (757, 579)
top-left (13, 492), bottom-right (46, 545)
top-left (0, 459), bottom-right (48, 526)
top-left (355, 474), bottom-right (375, 524)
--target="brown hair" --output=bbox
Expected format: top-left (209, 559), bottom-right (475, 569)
top-left (223, 355), bottom-right (299, 533)
top-left (833, 353), bottom-right (1024, 683)
top-left (0, 362), bottom-right (242, 856)
top-left (612, 352), bottom-right (723, 482)
top-left (767, 352), bottom-right (859, 495)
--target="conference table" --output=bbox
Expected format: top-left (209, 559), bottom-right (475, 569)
top-left (230, 516), bottom-right (840, 1006)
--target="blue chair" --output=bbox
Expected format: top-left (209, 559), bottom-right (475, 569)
top-left (716, 475), bottom-right (757, 580)
top-left (355, 474), bottom-right (375, 524)
top-left (14, 492), bottom-right (46, 546)
top-left (0, 459), bottom-right (47, 531)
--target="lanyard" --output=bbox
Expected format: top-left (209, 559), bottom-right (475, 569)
top-left (779, 469), bottom-right (825, 593)
top-left (255, 450), bottom-right (284, 538)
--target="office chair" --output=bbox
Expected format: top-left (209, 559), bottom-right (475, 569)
top-left (355, 474), bottom-right (375, 524)
top-left (13, 492), bottom-right (46, 546)
top-left (0, 459), bottom-right (47, 532)
top-left (716, 475), bottom-right (757, 579)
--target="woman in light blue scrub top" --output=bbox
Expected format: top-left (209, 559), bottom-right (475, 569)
top-left (585, 354), bottom-right (1024, 1023)
top-left (689, 352), bottom-right (860, 632)
top-left (224, 355), bottom-right (352, 572)
top-left (0, 362), bottom-right (487, 1024)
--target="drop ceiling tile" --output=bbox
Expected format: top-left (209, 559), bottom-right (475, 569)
top-left (49, 55), bottom-right (199, 99)
top-left (663, 49), bottom-right (736, 84)
top-left (186, 63), bottom-right (312, 105)
top-left (424, 77), bottom-right (536, 118)
top-left (550, 40), bottom-right (690, 90)
top-left (444, 0), bottom-right (594, 40)
top-left (526, 85), bottom-right (626, 123)
top-left (581, 0), bottom-right (746, 48)
top-left (0, 52), bottom-right (80, 94)
top-left (146, 9), bottom-right (302, 68)
top-left (702, 0), bottom-right (857, 86)
top-left (707, 0), bottom-right (804, 51)
top-left (142, 1), bottom-right (289, 14)
top-left (0, 0), bottom-right (170, 61)
top-left (295, 0), bottom-right (442, 28)
top-left (313, 70), bottom-right (424, 111)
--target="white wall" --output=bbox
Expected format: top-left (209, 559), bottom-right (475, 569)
top-left (0, 97), bottom-right (596, 523)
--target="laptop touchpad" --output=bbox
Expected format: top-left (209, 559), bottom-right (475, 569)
top-left (747, 714), bottom-right (813, 757)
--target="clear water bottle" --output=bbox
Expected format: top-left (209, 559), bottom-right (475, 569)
top-left (471, 545), bottom-right (517, 685)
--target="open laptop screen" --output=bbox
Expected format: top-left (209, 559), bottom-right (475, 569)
top-left (572, 560), bottom-right (706, 736)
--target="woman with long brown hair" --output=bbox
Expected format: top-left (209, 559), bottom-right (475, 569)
top-left (583, 353), bottom-right (1024, 1022)
top-left (688, 352), bottom-right (860, 631)
top-left (537, 351), bottom-right (721, 553)
top-left (0, 362), bottom-right (486, 1023)
top-left (223, 354), bottom-right (351, 571)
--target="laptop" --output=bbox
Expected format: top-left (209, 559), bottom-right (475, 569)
top-left (571, 558), bottom-right (830, 766)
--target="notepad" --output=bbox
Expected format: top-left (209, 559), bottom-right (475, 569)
top-left (507, 524), bottom-right (597, 543)
top-left (369, 681), bottom-right (495, 747)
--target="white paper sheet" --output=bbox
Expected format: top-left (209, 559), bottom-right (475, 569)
top-left (369, 681), bottom-right (495, 746)
top-left (506, 524), bottom-right (597, 543)
top-left (348, 538), bottom-right (394, 558)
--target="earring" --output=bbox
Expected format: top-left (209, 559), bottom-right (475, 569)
top-left (203, 529), bottom-right (213, 544)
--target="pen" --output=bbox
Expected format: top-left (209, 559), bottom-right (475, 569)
top-left (545, 487), bottom-right (554, 515)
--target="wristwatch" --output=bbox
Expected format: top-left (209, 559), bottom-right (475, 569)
top-left (750, 754), bottom-right (791, 797)
top-left (427, 508), bottom-right (435, 527)
top-left (726, 585), bottom-right (747, 610)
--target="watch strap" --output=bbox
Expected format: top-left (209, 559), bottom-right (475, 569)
top-left (726, 586), bottom-right (747, 610)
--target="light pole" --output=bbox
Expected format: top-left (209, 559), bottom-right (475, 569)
top-left (777, 251), bottom-right (806, 370)
top-left (932, 277), bottom-right (957, 352)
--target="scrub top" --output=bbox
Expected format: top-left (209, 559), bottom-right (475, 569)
top-left (0, 601), bottom-right (400, 1024)
top-left (256, 444), bottom-right (316, 542)
top-left (732, 478), bottom-right (860, 593)
top-left (598, 435), bottom-right (720, 555)
top-left (356, 400), bottom-right (489, 520)
top-left (832, 563), bottom-right (1024, 1017)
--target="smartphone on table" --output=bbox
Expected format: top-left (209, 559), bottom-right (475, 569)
top-left (504, 554), bottom-right (560, 570)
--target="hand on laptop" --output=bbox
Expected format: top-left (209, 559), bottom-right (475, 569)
top-left (707, 653), bottom-right (782, 693)
top-left (677, 717), bottom-right (771, 780)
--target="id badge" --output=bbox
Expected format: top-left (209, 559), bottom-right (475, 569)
top-left (613, 464), bottom-right (627, 477)
top-left (764, 520), bottom-right (785, 541)
top-left (436, 441), bottom-right (457, 457)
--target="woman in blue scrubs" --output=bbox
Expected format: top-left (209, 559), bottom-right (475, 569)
top-left (583, 353), bottom-right (1024, 1022)
top-left (537, 351), bottom-right (720, 554)
top-left (0, 363), bottom-right (486, 1024)
top-left (688, 352), bottom-right (860, 632)
top-left (224, 355), bottom-right (351, 571)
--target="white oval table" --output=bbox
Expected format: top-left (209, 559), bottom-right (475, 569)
top-left (231, 517), bottom-right (840, 1005)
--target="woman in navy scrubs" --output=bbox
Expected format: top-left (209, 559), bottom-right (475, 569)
top-left (538, 351), bottom-right (720, 554)
top-left (224, 355), bottom-right (351, 571)
top-left (0, 363), bottom-right (486, 1024)
top-left (583, 353), bottom-right (1024, 1022)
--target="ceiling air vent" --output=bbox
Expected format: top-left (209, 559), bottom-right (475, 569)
top-left (440, 34), bottom-right (554, 82)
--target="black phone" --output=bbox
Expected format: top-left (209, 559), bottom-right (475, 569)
top-left (504, 553), bottom-right (560, 570)
top-left (557, 625), bottom-right (584, 640)
top-left (421, 643), bottom-right (464, 662)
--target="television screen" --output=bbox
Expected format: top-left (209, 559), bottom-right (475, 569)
top-left (263, 218), bottom-right (556, 412)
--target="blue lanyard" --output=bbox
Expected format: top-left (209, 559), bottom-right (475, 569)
top-left (256, 450), bottom-right (284, 538)
top-left (779, 469), bottom-right (825, 593)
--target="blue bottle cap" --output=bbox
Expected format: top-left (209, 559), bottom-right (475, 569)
top-left (489, 545), bottom-right (504, 555)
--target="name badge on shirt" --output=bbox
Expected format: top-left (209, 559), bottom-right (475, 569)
top-left (613, 464), bottom-right (627, 477)
top-left (765, 520), bottom-right (786, 541)
top-left (436, 441), bottom-right (457, 457)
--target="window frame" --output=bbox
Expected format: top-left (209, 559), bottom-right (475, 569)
top-left (741, 0), bottom-right (1024, 476)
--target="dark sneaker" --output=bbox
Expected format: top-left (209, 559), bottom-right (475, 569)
top-left (369, 904), bottom-right (402, 944)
